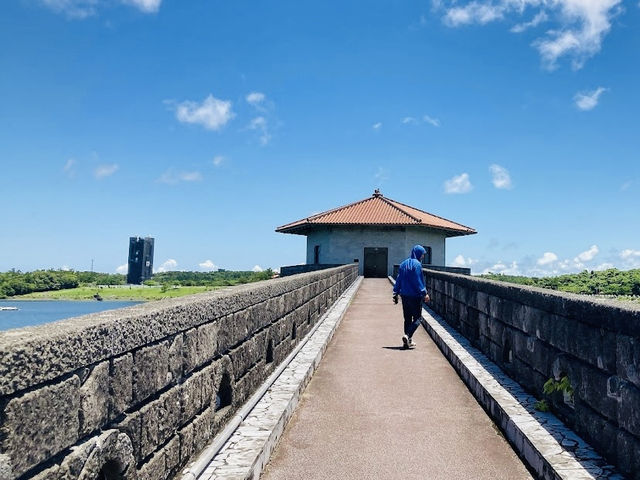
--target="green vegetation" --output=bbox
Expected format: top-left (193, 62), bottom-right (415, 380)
top-left (145, 269), bottom-right (274, 287)
top-left (480, 268), bottom-right (640, 297)
top-left (17, 285), bottom-right (216, 301)
top-left (535, 375), bottom-right (575, 413)
top-left (0, 269), bottom-right (125, 298)
top-left (1, 268), bottom-right (275, 301)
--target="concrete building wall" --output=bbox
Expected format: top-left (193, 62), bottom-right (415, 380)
top-left (305, 226), bottom-right (447, 276)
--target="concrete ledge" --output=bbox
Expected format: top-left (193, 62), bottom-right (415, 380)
top-left (420, 304), bottom-right (624, 480)
top-left (193, 276), bottom-right (363, 480)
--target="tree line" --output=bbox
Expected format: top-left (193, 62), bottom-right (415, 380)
top-left (0, 269), bottom-right (274, 298)
top-left (480, 268), bottom-right (640, 296)
top-left (146, 269), bottom-right (274, 287)
top-left (0, 270), bottom-right (125, 298)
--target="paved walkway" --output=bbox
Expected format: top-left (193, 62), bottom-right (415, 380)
top-left (261, 278), bottom-right (533, 480)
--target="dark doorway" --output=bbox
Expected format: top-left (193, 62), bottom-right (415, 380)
top-left (363, 247), bottom-right (388, 278)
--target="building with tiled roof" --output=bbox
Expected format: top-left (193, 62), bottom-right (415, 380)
top-left (276, 190), bottom-right (476, 277)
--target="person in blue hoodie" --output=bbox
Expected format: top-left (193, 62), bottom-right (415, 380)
top-left (393, 245), bottom-right (430, 349)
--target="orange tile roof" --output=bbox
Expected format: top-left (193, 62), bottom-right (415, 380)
top-left (276, 190), bottom-right (476, 236)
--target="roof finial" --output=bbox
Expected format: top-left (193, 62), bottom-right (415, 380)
top-left (373, 189), bottom-right (382, 197)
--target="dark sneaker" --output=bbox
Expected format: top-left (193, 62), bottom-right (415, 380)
top-left (402, 335), bottom-right (409, 349)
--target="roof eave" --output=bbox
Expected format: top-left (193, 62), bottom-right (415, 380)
top-left (276, 223), bottom-right (477, 236)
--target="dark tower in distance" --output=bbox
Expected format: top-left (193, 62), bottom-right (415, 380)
top-left (127, 237), bottom-right (154, 284)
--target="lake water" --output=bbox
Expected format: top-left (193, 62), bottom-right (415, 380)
top-left (0, 300), bottom-right (142, 331)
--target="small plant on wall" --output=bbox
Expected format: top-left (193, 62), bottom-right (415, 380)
top-left (534, 375), bottom-right (574, 412)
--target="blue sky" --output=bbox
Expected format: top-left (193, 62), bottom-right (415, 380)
top-left (1, 0), bottom-right (639, 275)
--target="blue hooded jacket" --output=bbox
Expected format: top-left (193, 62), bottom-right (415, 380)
top-left (393, 245), bottom-right (427, 297)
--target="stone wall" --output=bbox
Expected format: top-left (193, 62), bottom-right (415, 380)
top-left (0, 264), bottom-right (358, 480)
top-left (279, 264), bottom-right (343, 277)
top-left (425, 269), bottom-right (640, 479)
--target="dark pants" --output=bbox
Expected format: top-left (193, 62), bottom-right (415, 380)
top-left (401, 295), bottom-right (422, 338)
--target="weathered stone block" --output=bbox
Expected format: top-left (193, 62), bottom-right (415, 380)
top-left (216, 313), bottom-right (243, 354)
top-left (133, 340), bottom-right (170, 403)
top-left (574, 400), bottom-right (619, 463)
top-left (619, 381), bottom-right (640, 437)
top-left (229, 330), bottom-right (267, 379)
top-left (183, 322), bottom-right (219, 374)
top-left (168, 334), bottom-right (184, 383)
top-left (164, 436), bottom-right (181, 477)
top-left (178, 422), bottom-right (194, 464)
top-left (137, 450), bottom-right (166, 480)
top-left (116, 411), bottom-right (142, 462)
top-left (617, 334), bottom-right (640, 389)
top-left (191, 407), bottom-right (214, 455)
top-left (181, 363), bottom-right (216, 424)
top-left (111, 353), bottom-right (133, 419)
top-left (79, 360), bottom-right (110, 436)
top-left (1, 375), bottom-right (80, 478)
top-left (57, 430), bottom-right (135, 480)
top-left (577, 362), bottom-right (618, 422)
top-left (140, 388), bottom-right (182, 459)
top-left (477, 291), bottom-right (491, 315)
top-left (616, 430), bottom-right (640, 478)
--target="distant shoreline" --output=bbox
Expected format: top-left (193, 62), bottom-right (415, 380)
top-left (4, 285), bottom-right (222, 302)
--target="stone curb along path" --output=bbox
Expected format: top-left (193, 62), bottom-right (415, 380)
top-left (420, 304), bottom-right (624, 480)
top-left (193, 276), bottom-right (363, 480)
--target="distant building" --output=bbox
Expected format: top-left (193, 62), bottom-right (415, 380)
top-left (127, 237), bottom-right (154, 284)
top-left (276, 190), bottom-right (476, 277)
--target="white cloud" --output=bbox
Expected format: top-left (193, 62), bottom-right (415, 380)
top-left (452, 255), bottom-right (478, 268)
top-left (621, 249), bottom-right (640, 259)
top-left (440, 0), bottom-right (622, 69)
top-left (423, 115), bottom-right (441, 127)
top-left (157, 169), bottom-right (203, 184)
top-left (621, 180), bottom-right (632, 191)
top-left (535, 0), bottom-right (621, 69)
top-left (116, 264), bottom-right (128, 274)
top-left (199, 260), bottom-right (218, 271)
top-left (444, 173), bottom-right (473, 194)
top-left (511, 10), bottom-right (548, 32)
top-left (489, 164), bottom-right (513, 189)
top-left (40, 0), bottom-right (161, 18)
top-left (94, 163), bottom-right (119, 179)
top-left (248, 116), bottom-right (271, 145)
top-left (594, 262), bottom-right (614, 271)
top-left (252, 265), bottom-right (263, 272)
top-left (576, 244), bottom-right (599, 262)
top-left (444, 2), bottom-right (505, 26)
top-left (621, 249), bottom-right (640, 268)
top-left (537, 252), bottom-right (558, 266)
top-left (246, 92), bottom-right (266, 108)
top-left (155, 259), bottom-right (178, 273)
top-left (121, 0), bottom-right (161, 13)
top-left (212, 155), bottom-right (225, 167)
top-left (374, 167), bottom-right (389, 184)
top-left (574, 87), bottom-right (608, 111)
top-left (172, 94), bottom-right (234, 131)
top-left (63, 158), bottom-right (77, 177)
top-left (372, 122), bottom-right (382, 130)
top-left (403, 115), bottom-right (440, 127)
top-left (40, 0), bottom-right (99, 18)
top-left (482, 261), bottom-right (520, 275)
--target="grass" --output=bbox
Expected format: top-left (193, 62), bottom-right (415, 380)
top-left (14, 285), bottom-right (223, 301)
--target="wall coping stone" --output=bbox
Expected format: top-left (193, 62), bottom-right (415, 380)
top-left (0, 265), bottom-right (356, 397)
